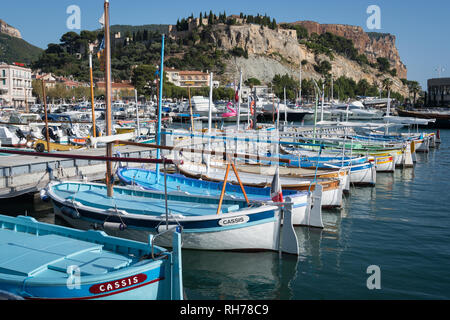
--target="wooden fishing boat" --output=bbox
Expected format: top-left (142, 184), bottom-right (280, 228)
top-left (0, 214), bottom-right (183, 300)
top-left (116, 167), bottom-right (324, 228)
top-left (274, 150), bottom-right (376, 185)
top-left (44, 181), bottom-right (301, 254)
top-left (177, 161), bottom-right (343, 209)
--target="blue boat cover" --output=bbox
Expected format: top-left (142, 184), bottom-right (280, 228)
top-left (0, 229), bottom-right (131, 278)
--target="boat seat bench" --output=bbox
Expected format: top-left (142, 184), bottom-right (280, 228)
top-left (0, 230), bottom-right (131, 277)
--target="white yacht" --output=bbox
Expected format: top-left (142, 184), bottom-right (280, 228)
top-left (180, 96), bottom-right (218, 116)
top-left (330, 101), bottom-right (383, 120)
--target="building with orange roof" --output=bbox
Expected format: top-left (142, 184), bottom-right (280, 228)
top-left (166, 68), bottom-right (210, 88)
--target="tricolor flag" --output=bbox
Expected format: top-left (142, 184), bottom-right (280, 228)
top-left (270, 167), bottom-right (283, 203)
top-left (97, 12), bottom-right (106, 70)
top-left (97, 37), bottom-right (105, 70)
top-left (235, 82), bottom-right (240, 103)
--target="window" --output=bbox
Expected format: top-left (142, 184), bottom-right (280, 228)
top-left (1, 70), bottom-right (5, 77)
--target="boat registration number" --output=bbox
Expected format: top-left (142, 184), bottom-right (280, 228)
top-left (218, 215), bottom-right (250, 227)
top-left (89, 274), bottom-right (147, 294)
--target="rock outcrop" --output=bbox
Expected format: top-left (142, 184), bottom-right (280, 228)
top-left (0, 19), bottom-right (22, 39)
top-left (288, 21), bottom-right (407, 79)
top-left (200, 23), bottom-right (408, 96)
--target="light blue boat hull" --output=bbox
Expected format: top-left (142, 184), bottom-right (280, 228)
top-left (0, 214), bottom-right (182, 300)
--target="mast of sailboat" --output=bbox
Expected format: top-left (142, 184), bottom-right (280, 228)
top-left (135, 89), bottom-right (140, 138)
top-left (236, 68), bottom-right (242, 130)
top-left (208, 72), bottom-right (213, 133)
top-left (312, 79), bottom-right (320, 144)
top-left (89, 52), bottom-right (97, 137)
top-left (331, 75), bottom-right (334, 103)
top-left (207, 72), bottom-right (213, 174)
top-left (103, 0), bottom-right (113, 197)
top-left (41, 79), bottom-right (51, 153)
top-left (321, 82), bottom-right (325, 122)
top-left (299, 65), bottom-right (302, 106)
top-left (284, 87), bottom-right (287, 126)
top-left (155, 34), bottom-right (165, 181)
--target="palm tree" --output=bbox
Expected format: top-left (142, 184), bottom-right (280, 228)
top-left (382, 78), bottom-right (394, 116)
top-left (409, 81), bottom-right (421, 106)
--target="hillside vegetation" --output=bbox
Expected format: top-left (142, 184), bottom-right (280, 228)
top-left (0, 33), bottom-right (43, 65)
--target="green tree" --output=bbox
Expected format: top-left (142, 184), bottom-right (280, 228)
top-left (314, 60), bottom-right (332, 76)
top-left (377, 57), bottom-right (390, 73)
top-left (272, 74), bottom-right (299, 100)
top-left (131, 64), bottom-right (157, 97)
top-left (245, 78), bottom-right (262, 86)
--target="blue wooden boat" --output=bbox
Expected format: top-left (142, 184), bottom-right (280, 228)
top-left (44, 181), bottom-right (301, 254)
top-left (0, 214), bottom-right (183, 300)
top-left (274, 150), bottom-right (376, 185)
top-left (116, 167), bottom-right (323, 228)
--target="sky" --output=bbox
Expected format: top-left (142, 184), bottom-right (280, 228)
top-left (1, 0), bottom-right (449, 89)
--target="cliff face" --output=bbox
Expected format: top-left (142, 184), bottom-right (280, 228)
top-left (289, 21), bottom-right (407, 79)
top-left (0, 19), bottom-right (22, 39)
top-left (200, 24), bottom-right (408, 96)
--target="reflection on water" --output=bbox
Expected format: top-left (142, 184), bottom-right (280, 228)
top-left (183, 250), bottom-right (299, 300)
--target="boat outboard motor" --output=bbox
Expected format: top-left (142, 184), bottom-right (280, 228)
top-left (41, 127), bottom-right (60, 143)
top-left (66, 128), bottom-right (75, 137)
top-left (15, 128), bottom-right (26, 141)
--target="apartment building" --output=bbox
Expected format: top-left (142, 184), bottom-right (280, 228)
top-left (0, 62), bottom-right (36, 107)
top-left (165, 68), bottom-right (211, 88)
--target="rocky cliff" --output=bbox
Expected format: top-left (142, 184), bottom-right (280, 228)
top-left (198, 23), bottom-right (409, 96)
top-left (289, 21), bottom-right (407, 79)
top-left (0, 19), bottom-right (22, 39)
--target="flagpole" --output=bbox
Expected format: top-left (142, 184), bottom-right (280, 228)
top-left (103, 0), bottom-right (113, 197)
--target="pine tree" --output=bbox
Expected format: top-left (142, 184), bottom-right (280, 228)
top-left (208, 10), bottom-right (214, 25)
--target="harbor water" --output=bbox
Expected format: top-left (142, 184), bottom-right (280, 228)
top-left (1, 128), bottom-right (449, 300)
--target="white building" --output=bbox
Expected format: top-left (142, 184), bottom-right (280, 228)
top-left (0, 62), bottom-right (36, 108)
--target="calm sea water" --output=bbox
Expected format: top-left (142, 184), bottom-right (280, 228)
top-left (1, 128), bottom-right (449, 300)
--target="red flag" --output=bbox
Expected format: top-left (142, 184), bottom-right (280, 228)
top-left (270, 167), bottom-right (283, 203)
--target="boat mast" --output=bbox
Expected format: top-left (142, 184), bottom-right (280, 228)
top-left (135, 89), bottom-right (140, 138)
top-left (321, 82), bottom-right (324, 122)
top-left (208, 72), bottom-right (213, 133)
top-left (236, 68), bottom-right (242, 130)
top-left (155, 34), bottom-right (165, 180)
top-left (89, 52), bottom-right (97, 137)
top-left (207, 72), bottom-right (213, 174)
top-left (41, 79), bottom-right (51, 153)
top-left (103, 0), bottom-right (113, 197)
top-left (299, 65), bottom-right (302, 106)
top-left (284, 87), bottom-right (287, 126)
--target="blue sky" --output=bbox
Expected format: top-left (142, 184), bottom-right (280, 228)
top-left (2, 0), bottom-right (449, 88)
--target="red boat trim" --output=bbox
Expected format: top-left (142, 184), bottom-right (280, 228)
top-left (25, 277), bottom-right (164, 300)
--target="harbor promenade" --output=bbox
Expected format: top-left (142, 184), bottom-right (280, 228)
top-left (0, 145), bottom-right (157, 199)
